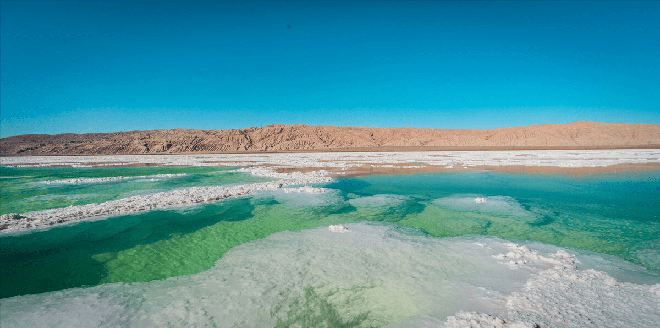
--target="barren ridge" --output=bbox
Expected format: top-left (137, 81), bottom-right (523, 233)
top-left (1, 122), bottom-right (659, 155)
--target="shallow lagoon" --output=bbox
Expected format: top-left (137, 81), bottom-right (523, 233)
top-left (1, 166), bottom-right (659, 327)
top-left (0, 166), bottom-right (270, 215)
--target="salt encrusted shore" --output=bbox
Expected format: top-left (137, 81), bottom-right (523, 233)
top-left (2, 152), bottom-right (660, 327)
top-left (0, 168), bottom-right (332, 234)
top-left (1, 149), bottom-right (658, 234)
top-left (2, 149), bottom-right (659, 169)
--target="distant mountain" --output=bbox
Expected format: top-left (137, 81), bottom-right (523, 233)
top-left (1, 122), bottom-right (659, 156)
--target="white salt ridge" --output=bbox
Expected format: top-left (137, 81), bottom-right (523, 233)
top-left (2, 149), bottom-right (657, 170)
top-left (40, 173), bottom-right (187, 185)
top-left (2, 223), bottom-right (658, 328)
top-left (494, 243), bottom-right (578, 269)
top-left (236, 167), bottom-right (331, 180)
top-left (0, 168), bottom-right (332, 234)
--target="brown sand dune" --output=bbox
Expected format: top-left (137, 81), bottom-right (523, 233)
top-left (1, 121), bottom-right (659, 156)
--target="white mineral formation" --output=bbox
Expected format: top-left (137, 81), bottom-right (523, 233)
top-left (474, 197), bottom-right (487, 203)
top-left (328, 225), bottom-right (350, 233)
top-left (2, 149), bottom-right (658, 169)
top-left (0, 168), bottom-right (332, 234)
top-left (445, 242), bottom-right (660, 328)
top-left (493, 243), bottom-right (578, 268)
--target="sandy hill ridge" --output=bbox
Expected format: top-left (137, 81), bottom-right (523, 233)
top-left (1, 122), bottom-right (659, 156)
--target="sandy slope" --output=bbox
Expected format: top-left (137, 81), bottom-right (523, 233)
top-left (1, 121), bottom-right (659, 155)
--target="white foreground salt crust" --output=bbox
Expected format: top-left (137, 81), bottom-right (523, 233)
top-left (0, 168), bottom-right (332, 234)
top-left (39, 173), bottom-right (187, 185)
top-left (2, 223), bottom-right (658, 328)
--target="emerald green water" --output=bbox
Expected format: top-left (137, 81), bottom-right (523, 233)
top-left (1, 169), bottom-right (659, 299)
top-left (0, 166), bottom-right (270, 214)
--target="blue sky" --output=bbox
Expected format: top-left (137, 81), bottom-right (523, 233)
top-left (1, 1), bottom-right (659, 137)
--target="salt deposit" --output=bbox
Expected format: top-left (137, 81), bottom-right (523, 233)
top-left (0, 168), bottom-right (332, 234)
top-left (2, 150), bottom-right (657, 234)
top-left (1, 149), bottom-right (658, 169)
top-left (328, 224), bottom-right (350, 233)
top-left (1, 223), bottom-right (658, 328)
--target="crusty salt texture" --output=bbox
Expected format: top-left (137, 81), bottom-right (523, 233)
top-left (328, 224), bottom-right (349, 233)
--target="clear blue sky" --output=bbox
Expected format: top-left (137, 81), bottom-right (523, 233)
top-left (1, 0), bottom-right (659, 137)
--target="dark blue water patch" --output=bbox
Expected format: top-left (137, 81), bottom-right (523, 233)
top-left (0, 197), bottom-right (255, 298)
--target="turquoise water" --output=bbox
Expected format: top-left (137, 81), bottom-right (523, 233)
top-left (1, 169), bottom-right (659, 299)
top-left (0, 166), bottom-right (271, 215)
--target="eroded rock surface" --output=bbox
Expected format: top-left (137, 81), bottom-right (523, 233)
top-left (2, 122), bottom-right (659, 155)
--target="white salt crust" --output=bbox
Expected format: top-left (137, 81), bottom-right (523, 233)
top-left (2, 149), bottom-right (658, 169)
top-left (328, 224), bottom-right (350, 233)
top-left (1, 224), bottom-right (658, 328)
top-left (1, 150), bottom-right (657, 234)
top-left (0, 168), bottom-right (331, 234)
top-left (39, 173), bottom-right (187, 185)
top-left (443, 243), bottom-right (660, 328)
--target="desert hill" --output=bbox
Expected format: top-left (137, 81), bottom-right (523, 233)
top-left (1, 122), bottom-right (659, 156)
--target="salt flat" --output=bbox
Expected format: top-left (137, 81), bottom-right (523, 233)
top-left (2, 149), bottom-right (659, 168)
top-left (1, 150), bottom-right (659, 328)
top-left (2, 150), bottom-right (658, 234)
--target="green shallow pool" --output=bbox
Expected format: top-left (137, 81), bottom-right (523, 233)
top-left (1, 170), bottom-right (659, 298)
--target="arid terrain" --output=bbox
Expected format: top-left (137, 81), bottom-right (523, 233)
top-left (1, 121), bottom-right (659, 156)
